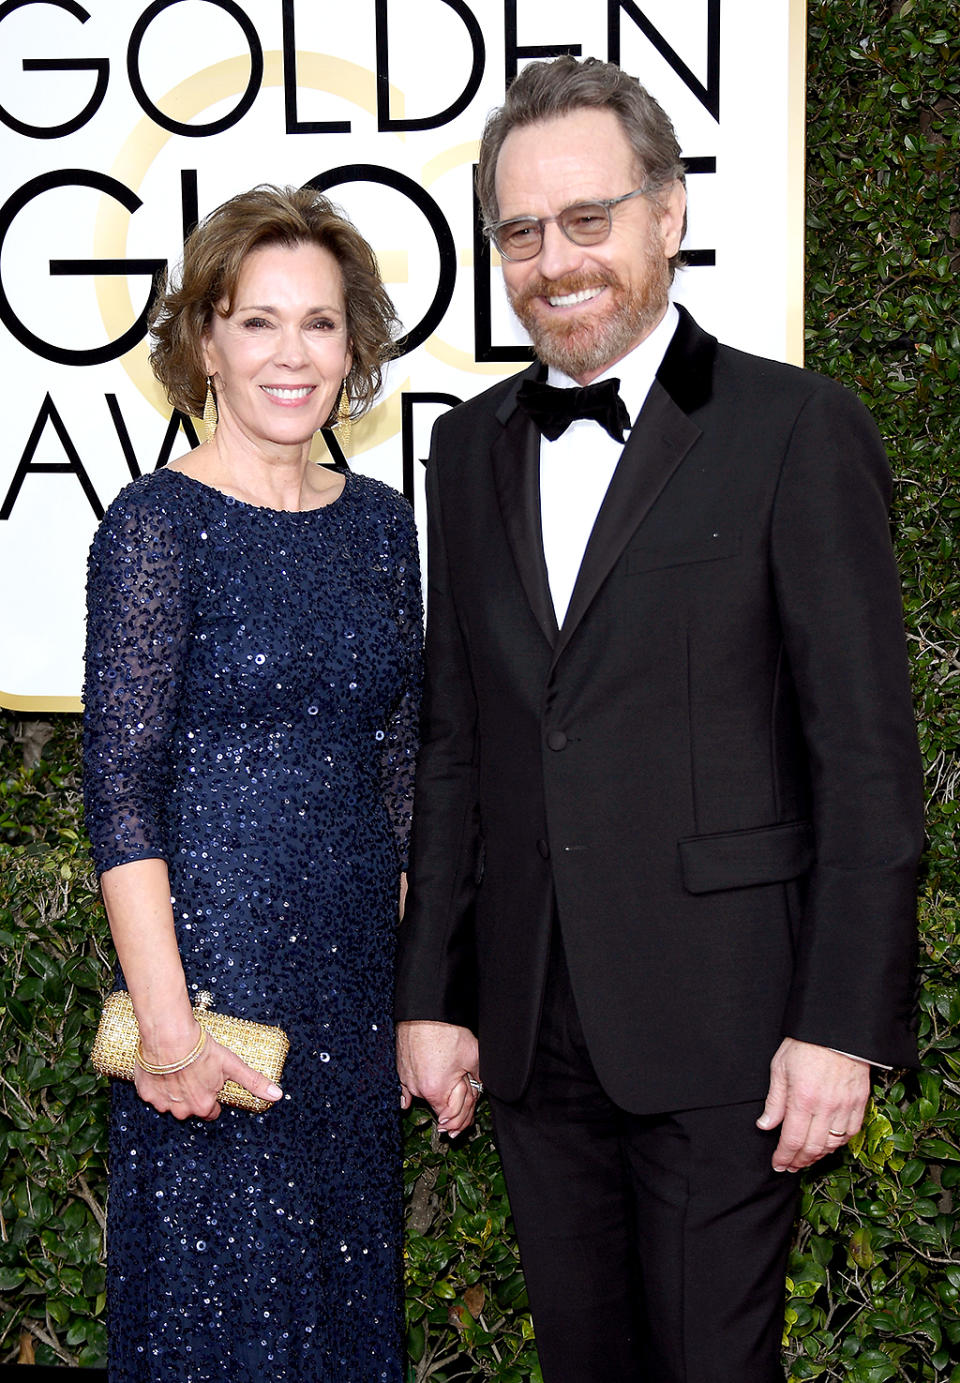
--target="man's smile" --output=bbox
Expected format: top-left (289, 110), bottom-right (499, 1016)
top-left (545, 286), bottom-right (607, 309)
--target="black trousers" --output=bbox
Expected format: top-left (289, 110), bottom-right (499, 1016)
top-left (487, 934), bottom-right (800, 1383)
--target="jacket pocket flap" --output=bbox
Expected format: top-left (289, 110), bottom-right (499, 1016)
top-left (678, 820), bottom-right (813, 894)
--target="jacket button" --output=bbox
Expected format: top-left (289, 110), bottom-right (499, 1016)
top-left (536, 838), bottom-right (550, 859)
top-left (546, 730), bottom-right (567, 751)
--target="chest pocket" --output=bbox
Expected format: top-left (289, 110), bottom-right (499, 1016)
top-left (624, 530), bottom-right (741, 576)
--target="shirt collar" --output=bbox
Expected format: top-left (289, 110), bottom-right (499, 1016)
top-left (545, 301), bottom-right (679, 429)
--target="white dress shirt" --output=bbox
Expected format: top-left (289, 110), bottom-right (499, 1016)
top-left (539, 302), bottom-right (679, 625)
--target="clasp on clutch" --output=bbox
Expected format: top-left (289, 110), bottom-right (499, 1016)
top-left (194, 990), bottom-right (214, 1012)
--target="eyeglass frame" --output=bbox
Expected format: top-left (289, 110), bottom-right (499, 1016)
top-left (484, 184), bottom-right (653, 262)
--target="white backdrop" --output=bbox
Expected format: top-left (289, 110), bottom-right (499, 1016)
top-left (0, 0), bottom-right (806, 709)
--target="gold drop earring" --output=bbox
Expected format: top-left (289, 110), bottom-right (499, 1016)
top-left (335, 378), bottom-right (352, 454)
top-left (202, 375), bottom-right (218, 441)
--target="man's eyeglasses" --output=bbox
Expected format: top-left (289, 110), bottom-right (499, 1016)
top-left (485, 185), bottom-right (650, 263)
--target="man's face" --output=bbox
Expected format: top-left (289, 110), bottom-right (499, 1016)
top-left (494, 107), bottom-right (686, 384)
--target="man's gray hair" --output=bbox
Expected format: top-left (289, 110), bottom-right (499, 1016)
top-left (477, 55), bottom-right (686, 264)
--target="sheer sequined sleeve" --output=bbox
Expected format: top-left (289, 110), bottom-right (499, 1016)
top-left (379, 509), bottom-right (423, 872)
top-left (82, 483), bottom-right (191, 875)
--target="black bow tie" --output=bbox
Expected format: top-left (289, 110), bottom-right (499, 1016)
top-left (515, 376), bottom-right (631, 443)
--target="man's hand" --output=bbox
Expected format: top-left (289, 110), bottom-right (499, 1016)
top-left (757, 1038), bottom-right (871, 1172)
top-left (397, 1020), bottom-right (480, 1137)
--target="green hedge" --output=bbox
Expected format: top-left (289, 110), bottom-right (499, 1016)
top-left (804, 0), bottom-right (959, 897)
top-left (0, 844), bottom-right (108, 1369)
top-left (2, 0), bottom-right (958, 1376)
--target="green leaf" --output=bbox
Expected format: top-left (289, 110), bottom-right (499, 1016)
top-left (920, 1138), bottom-right (960, 1162)
top-left (849, 1227), bottom-right (876, 1270)
top-left (46, 1297), bottom-right (71, 1326)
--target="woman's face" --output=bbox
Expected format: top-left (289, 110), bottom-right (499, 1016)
top-left (202, 241), bottom-right (352, 451)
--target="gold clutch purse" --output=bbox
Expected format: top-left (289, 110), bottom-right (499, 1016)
top-left (91, 989), bottom-right (290, 1113)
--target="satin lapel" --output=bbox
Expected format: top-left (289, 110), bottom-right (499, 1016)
top-left (552, 380), bottom-right (701, 664)
top-left (491, 395), bottom-right (560, 648)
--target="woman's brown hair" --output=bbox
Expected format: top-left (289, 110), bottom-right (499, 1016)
top-left (149, 184), bottom-right (400, 424)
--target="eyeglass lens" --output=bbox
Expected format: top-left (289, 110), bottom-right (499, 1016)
top-left (495, 203), bottom-right (611, 261)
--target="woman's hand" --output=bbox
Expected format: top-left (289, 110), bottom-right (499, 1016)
top-left (134, 1025), bottom-right (283, 1121)
top-left (98, 862), bottom-right (283, 1121)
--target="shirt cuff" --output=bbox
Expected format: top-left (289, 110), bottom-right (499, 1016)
top-left (829, 1047), bottom-right (892, 1071)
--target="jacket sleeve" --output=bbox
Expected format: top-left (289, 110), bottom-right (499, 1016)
top-left (771, 379), bottom-right (924, 1066)
top-left (394, 421), bottom-right (481, 1031)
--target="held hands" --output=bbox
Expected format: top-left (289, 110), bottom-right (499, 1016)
top-left (397, 1020), bottom-right (481, 1138)
top-left (757, 1037), bottom-right (871, 1172)
top-left (134, 1022), bottom-right (283, 1121)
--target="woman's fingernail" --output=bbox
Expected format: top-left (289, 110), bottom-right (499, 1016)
top-left (267, 1084), bottom-right (282, 1099)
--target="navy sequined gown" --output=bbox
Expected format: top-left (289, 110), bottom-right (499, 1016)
top-left (82, 466), bottom-right (421, 1383)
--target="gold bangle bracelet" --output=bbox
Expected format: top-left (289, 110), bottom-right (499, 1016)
top-left (136, 1026), bottom-right (207, 1076)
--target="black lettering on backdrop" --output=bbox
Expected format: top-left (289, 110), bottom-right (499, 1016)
top-left (160, 410), bottom-right (203, 459)
top-left (281, 0), bottom-right (350, 134)
top-left (503, 0), bottom-right (581, 89)
top-left (319, 427), bottom-right (348, 469)
top-left (376, 0), bottom-right (484, 132)
top-left (681, 156), bottom-right (717, 265)
top-left (2, 392), bottom-right (205, 520)
top-left (0, 170), bottom-right (165, 365)
top-left (307, 167), bottom-right (456, 355)
top-left (401, 392), bottom-right (461, 504)
top-left (608, 0), bottom-right (720, 121)
top-left (0, 393), bottom-right (103, 520)
top-left (127, 0), bottom-right (263, 137)
top-left (0, 0), bottom-right (109, 138)
top-left (180, 169), bottom-right (200, 240)
top-left (106, 395), bottom-right (201, 479)
top-left (472, 176), bottom-right (532, 365)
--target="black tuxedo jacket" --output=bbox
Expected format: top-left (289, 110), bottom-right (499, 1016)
top-left (395, 307), bottom-right (924, 1114)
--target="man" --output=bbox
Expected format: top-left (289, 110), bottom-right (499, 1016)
top-left (396, 56), bottom-right (923, 1383)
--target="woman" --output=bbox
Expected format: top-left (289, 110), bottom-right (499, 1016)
top-left (83, 185), bottom-right (420, 1382)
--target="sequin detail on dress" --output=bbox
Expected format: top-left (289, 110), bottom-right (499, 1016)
top-left (83, 467), bottom-right (421, 1382)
